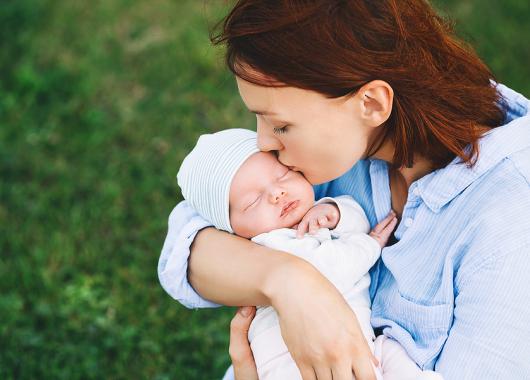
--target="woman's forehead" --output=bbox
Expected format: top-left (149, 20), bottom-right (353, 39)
top-left (237, 77), bottom-right (326, 118)
top-left (236, 77), bottom-right (275, 111)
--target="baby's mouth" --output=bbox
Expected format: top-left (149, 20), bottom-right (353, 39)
top-left (281, 200), bottom-right (299, 217)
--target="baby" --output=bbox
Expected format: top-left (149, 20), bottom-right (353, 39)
top-left (176, 129), bottom-right (441, 380)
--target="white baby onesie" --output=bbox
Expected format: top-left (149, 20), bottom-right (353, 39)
top-left (248, 195), bottom-right (380, 379)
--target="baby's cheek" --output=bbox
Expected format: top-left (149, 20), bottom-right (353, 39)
top-left (246, 208), bottom-right (275, 235)
top-left (266, 209), bottom-right (289, 232)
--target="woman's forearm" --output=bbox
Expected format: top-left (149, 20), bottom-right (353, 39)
top-left (191, 229), bottom-right (377, 379)
top-left (188, 227), bottom-right (304, 306)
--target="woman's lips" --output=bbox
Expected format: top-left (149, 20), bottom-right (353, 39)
top-left (281, 200), bottom-right (299, 217)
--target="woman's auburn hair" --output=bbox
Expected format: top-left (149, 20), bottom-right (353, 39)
top-left (211, 0), bottom-right (507, 169)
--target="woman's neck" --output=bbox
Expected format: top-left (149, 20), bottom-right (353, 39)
top-left (370, 139), bottom-right (434, 217)
top-left (370, 138), bottom-right (434, 187)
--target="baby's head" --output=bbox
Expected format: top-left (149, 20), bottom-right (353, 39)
top-left (177, 129), bottom-right (315, 238)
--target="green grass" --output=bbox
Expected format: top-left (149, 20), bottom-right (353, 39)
top-left (1, 0), bottom-right (528, 378)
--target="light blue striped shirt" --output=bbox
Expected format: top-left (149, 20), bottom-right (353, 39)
top-left (158, 84), bottom-right (530, 379)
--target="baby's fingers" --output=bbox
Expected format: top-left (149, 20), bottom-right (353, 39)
top-left (309, 218), bottom-right (319, 235)
top-left (373, 211), bottom-right (396, 234)
top-left (318, 215), bottom-right (329, 227)
top-left (296, 219), bottom-right (310, 239)
top-left (381, 216), bottom-right (398, 235)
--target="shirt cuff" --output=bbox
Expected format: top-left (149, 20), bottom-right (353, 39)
top-left (157, 201), bottom-right (220, 309)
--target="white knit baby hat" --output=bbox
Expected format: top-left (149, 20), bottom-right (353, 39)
top-left (177, 128), bottom-right (259, 233)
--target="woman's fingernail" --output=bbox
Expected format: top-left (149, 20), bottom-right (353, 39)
top-left (239, 307), bottom-right (251, 317)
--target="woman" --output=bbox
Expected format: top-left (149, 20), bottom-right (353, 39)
top-left (158, 1), bottom-right (530, 379)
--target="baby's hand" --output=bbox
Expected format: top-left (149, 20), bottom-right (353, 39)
top-left (294, 203), bottom-right (340, 239)
top-left (369, 211), bottom-right (398, 248)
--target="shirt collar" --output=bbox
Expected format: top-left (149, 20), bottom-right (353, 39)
top-left (416, 84), bottom-right (530, 213)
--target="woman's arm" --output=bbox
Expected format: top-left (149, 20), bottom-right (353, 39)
top-left (188, 226), bottom-right (303, 307)
top-left (190, 228), bottom-right (378, 380)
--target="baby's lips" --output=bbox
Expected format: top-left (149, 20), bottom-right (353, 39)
top-left (280, 200), bottom-right (299, 217)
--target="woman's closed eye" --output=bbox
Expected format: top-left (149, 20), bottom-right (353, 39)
top-left (273, 125), bottom-right (288, 135)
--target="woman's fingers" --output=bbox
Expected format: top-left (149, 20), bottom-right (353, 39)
top-left (298, 365), bottom-right (317, 380)
top-left (313, 366), bottom-right (333, 380)
top-left (331, 362), bottom-right (354, 380)
top-left (370, 352), bottom-right (379, 368)
top-left (229, 307), bottom-right (259, 380)
top-left (351, 354), bottom-right (377, 380)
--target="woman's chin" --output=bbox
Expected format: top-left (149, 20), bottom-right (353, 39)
top-left (306, 172), bottom-right (338, 185)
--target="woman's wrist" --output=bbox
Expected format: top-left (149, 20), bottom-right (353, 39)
top-left (262, 254), bottom-right (321, 308)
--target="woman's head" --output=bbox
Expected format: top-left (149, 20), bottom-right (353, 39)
top-left (235, 76), bottom-right (393, 184)
top-left (212, 0), bottom-right (506, 181)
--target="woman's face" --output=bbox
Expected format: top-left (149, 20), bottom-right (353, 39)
top-left (236, 77), bottom-right (380, 184)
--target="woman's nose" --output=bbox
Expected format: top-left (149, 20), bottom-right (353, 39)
top-left (257, 122), bottom-right (283, 152)
top-left (269, 189), bottom-right (287, 204)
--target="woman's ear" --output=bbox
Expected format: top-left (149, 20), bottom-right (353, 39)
top-left (358, 80), bottom-right (394, 127)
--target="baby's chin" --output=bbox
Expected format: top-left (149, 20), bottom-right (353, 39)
top-left (242, 201), bottom-right (314, 238)
top-left (246, 218), bottom-right (303, 239)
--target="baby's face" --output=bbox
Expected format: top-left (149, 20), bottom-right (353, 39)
top-left (229, 152), bottom-right (315, 238)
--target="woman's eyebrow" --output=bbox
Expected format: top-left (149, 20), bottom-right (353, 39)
top-left (249, 109), bottom-right (277, 116)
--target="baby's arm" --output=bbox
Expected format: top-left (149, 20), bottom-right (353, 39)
top-left (253, 228), bottom-right (380, 292)
top-left (296, 195), bottom-right (373, 237)
top-left (297, 195), bottom-right (397, 247)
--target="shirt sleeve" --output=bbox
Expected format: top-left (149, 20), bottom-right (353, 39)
top-left (157, 200), bottom-right (220, 309)
top-left (315, 231), bottom-right (381, 288)
top-left (435, 246), bottom-right (530, 378)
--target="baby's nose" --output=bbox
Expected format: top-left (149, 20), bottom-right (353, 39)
top-left (270, 190), bottom-right (287, 203)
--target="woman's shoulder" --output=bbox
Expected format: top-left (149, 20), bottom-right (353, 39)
top-left (453, 152), bottom-right (530, 275)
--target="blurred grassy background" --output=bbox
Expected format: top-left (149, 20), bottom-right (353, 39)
top-left (1, 0), bottom-right (528, 379)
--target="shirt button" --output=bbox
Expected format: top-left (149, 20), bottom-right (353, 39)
top-left (412, 187), bottom-right (420, 196)
top-left (404, 217), bottom-right (414, 227)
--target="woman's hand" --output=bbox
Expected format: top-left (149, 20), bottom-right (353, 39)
top-left (229, 306), bottom-right (259, 380)
top-left (265, 259), bottom-right (377, 380)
